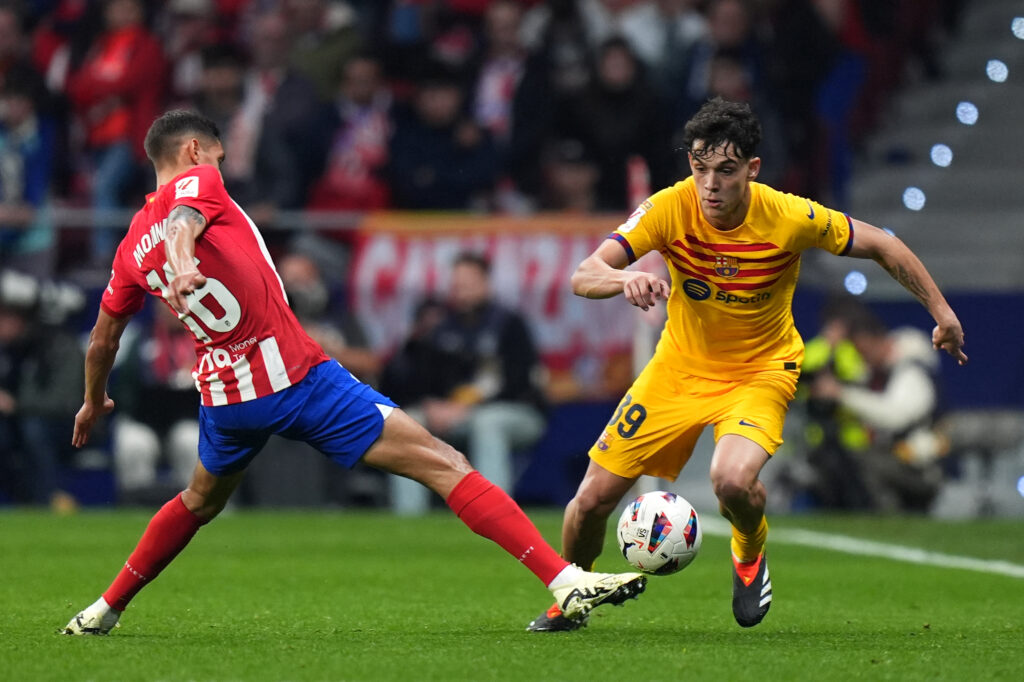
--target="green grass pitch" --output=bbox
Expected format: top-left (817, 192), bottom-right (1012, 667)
top-left (1, 509), bottom-right (1022, 681)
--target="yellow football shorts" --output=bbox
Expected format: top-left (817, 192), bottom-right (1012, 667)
top-left (589, 355), bottom-right (798, 481)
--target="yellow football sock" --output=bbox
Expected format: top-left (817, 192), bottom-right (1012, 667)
top-left (730, 515), bottom-right (768, 564)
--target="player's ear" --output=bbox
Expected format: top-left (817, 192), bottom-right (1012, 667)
top-left (187, 137), bottom-right (201, 165)
top-left (747, 157), bottom-right (761, 181)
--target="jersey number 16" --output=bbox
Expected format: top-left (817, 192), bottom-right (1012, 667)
top-left (146, 259), bottom-right (242, 342)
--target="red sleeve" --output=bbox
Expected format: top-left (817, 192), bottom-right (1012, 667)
top-left (100, 245), bottom-right (146, 318)
top-left (168, 165), bottom-right (227, 227)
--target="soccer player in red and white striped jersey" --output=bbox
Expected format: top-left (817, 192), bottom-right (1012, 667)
top-left (103, 159), bottom-right (326, 407)
top-left (64, 110), bottom-right (646, 636)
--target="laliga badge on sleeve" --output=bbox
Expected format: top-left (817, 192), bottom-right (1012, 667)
top-left (175, 176), bottom-right (199, 199)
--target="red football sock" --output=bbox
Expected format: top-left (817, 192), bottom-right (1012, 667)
top-left (103, 493), bottom-right (207, 611)
top-left (446, 471), bottom-right (569, 585)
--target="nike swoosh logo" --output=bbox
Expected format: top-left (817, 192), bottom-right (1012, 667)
top-left (804, 200), bottom-right (815, 220)
top-left (738, 419), bottom-right (765, 430)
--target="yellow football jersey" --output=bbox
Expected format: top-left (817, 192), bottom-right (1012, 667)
top-left (611, 177), bottom-right (852, 379)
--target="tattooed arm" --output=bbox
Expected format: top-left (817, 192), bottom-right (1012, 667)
top-left (846, 219), bottom-right (967, 365)
top-left (164, 204), bottom-right (209, 316)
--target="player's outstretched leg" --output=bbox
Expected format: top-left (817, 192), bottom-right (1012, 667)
top-left (527, 461), bottom-right (638, 632)
top-left (64, 463), bottom-right (243, 635)
top-left (362, 409), bottom-right (646, 627)
top-left (711, 435), bottom-right (772, 627)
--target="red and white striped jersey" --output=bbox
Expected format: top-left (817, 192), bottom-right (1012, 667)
top-left (102, 164), bottom-right (328, 406)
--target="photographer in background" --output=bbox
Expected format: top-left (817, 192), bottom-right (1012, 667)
top-left (385, 252), bottom-right (547, 514)
top-left (0, 271), bottom-right (83, 510)
top-left (812, 310), bottom-right (947, 512)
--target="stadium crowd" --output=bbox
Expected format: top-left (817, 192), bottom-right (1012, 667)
top-left (0, 0), bottom-right (966, 276)
top-left (0, 0), bottom-right (972, 511)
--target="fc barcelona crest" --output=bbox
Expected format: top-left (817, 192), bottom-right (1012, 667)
top-left (714, 255), bottom-right (740, 278)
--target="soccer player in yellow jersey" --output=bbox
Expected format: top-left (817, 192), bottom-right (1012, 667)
top-left (528, 98), bottom-right (968, 631)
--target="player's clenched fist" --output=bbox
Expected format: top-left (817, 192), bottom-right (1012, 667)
top-left (932, 321), bottom-right (968, 365)
top-left (623, 272), bottom-right (670, 311)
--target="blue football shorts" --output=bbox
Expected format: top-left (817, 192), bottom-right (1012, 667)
top-left (198, 360), bottom-right (398, 476)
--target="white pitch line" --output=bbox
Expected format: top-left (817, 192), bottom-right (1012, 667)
top-left (700, 516), bottom-right (1024, 579)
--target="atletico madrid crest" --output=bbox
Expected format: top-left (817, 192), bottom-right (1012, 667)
top-left (714, 255), bottom-right (740, 277)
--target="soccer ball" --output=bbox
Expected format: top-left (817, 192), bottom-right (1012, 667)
top-left (616, 491), bottom-right (702, 575)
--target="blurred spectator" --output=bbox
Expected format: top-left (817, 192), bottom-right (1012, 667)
top-left (0, 279), bottom-right (83, 510)
top-left (576, 0), bottom-right (669, 67)
top-left (221, 10), bottom-right (331, 218)
top-left (812, 312), bottom-right (947, 512)
top-left (469, 0), bottom-right (551, 209)
top-left (384, 251), bottom-right (547, 514)
top-left (285, 0), bottom-right (362, 101)
top-left (557, 37), bottom-right (672, 211)
top-left (379, 295), bottom-right (447, 406)
top-left (66, 0), bottom-right (166, 263)
top-left (0, 72), bottom-right (58, 278)
top-left (307, 53), bottom-right (392, 211)
top-left (0, 3), bottom-right (48, 97)
top-left (191, 44), bottom-right (246, 135)
top-left (769, 0), bottom-right (867, 204)
top-left (277, 251), bottom-right (380, 382)
top-left (703, 51), bottom-right (787, 188)
top-left (538, 137), bottom-right (599, 212)
top-left (521, 0), bottom-right (591, 97)
top-left (388, 62), bottom-right (498, 210)
top-left (369, 0), bottom-right (440, 86)
top-left (674, 0), bottom-right (767, 128)
top-left (109, 304), bottom-right (198, 505)
top-left (791, 295), bottom-right (873, 510)
top-left (159, 0), bottom-right (220, 104)
top-left (649, 0), bottom-right (708, 91)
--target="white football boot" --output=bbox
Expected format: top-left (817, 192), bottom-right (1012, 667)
top-left (551, 568), bottom-right (647, 622)
top-left (63, 597), bottom-right (120, 635)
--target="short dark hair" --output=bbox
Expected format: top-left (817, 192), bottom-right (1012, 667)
top-left (143, 109), bottom-right (221, 164)
top-left (453, 251), bottom-right (491, 275)
top-left (682, 97), bottom-right (761, 161)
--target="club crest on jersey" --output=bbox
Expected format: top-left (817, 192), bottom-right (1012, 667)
top-left (597, 430), bottom-right (615, 451)
top-left (714, 255), bottom-right (740, 278)
top-left (175, 176), bottom-right (199, 199)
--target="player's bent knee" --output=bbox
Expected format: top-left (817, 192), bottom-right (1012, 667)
top-left (425, 437), bottom-right (474, 476)
top-left (180, 488), bottom-right (226, 522)
top-left (572, 487), bottom-right (620, 518)
top-left (711, 474), bottom-right (755, 506)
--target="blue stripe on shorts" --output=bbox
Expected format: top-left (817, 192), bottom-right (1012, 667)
top-left (198, 360), bottom-right (398, 476)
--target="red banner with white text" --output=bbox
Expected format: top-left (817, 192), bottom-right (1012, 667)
top-left (349, 213), bottom-right (666, 396)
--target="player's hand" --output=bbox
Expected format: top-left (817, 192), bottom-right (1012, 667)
top-left (73, 396), bottom-right (115, 448)
top-left (166, 270), bottom-right (207, 316)
top-left (623, 272), bottom-right (670, 311)
top-left (932, 320), bottom-right (968, 365)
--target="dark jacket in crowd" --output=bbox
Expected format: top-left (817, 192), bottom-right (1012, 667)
top-left (381, 301), bottom-right (545, 412)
